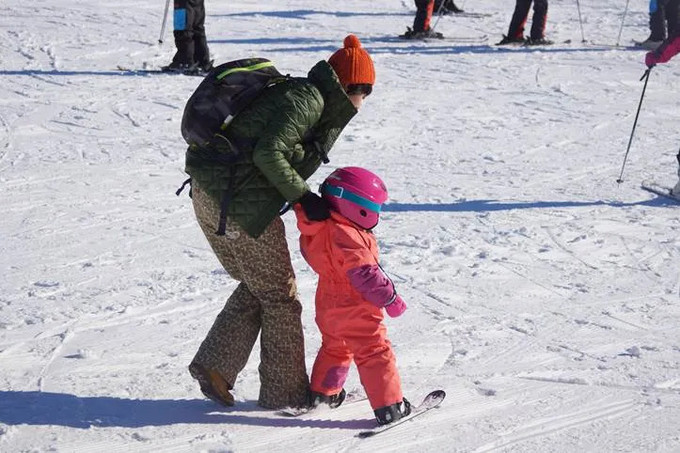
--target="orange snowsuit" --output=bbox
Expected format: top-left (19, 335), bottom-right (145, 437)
top-left (294, 205), bottom-right (403, 410)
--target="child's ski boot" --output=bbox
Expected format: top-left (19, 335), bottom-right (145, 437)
top-left (309, 388), bottom-right (347, 408)
top-left (374, 398), bottom-right (411, 425)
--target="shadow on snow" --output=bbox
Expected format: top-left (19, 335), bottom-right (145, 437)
top-left (0, 42), bottom-right (638, 78)
top-left (266, 43), bottom-right (640, 56)
top-left (382, 197), bottom-right (676, 213)
top-left (206, 38), bottom-right (634, 56)
top-left (0, 70), bottom-right (177, 77)
top-left (0, 391), bottom-right (374, 430)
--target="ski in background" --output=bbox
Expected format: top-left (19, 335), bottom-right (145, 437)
top-left (450, 12), bottom-right (493, 18)
top-left (586, 42), bottom-right (639, 49)
top-left (398, 35), bottom-right (489, 43)
top-left (116, 60), bottom-right (214, 77)
top-left (116, 65), bottom-right (207, 76)
top-left (641, 181), bottom-right (680, 202)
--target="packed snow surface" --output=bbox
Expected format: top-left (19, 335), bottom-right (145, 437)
top-left (1, 0), bottom-right (679, 451)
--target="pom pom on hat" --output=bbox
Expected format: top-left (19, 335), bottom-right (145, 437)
top-left (328, 34), bottom-right (375, 88)
top-left (343, 34), bottom-right (362, 48)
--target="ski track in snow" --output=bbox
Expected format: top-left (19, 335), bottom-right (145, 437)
top-left (2, 0), bottom-right (680, 452)
top-left (473, 399), bottom-right (638, 453)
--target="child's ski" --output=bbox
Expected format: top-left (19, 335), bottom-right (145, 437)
top-left (641, 181), bottom-right (680, 202)
top-left (356, 389), bottom-right (446, 439)
top-left (276, 405), bottom-right (315, 417)
top-left (276, 393), bottom-right (367, 417)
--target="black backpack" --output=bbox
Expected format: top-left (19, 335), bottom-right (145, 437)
top-left (181, 57), bottom-right (286, 155)
top-left (177, 58), bottom-right (287, 236)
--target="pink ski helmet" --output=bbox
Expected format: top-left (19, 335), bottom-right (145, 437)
top-left (320, 167), bottom-right (388, 229)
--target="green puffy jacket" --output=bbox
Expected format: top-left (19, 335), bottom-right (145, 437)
top-left (185, 60), bottom-right (358, 238)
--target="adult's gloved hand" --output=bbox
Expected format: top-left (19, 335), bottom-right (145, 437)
top-left (298, 191), bottom-right (331, 221)
top-left (645, 51), bottom-right (659, 69)
top-left (385, 295), bottom-right (407, 318)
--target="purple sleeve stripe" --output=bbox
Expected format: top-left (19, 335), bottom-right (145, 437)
top-left (346, 264), bottom-right (396, 308)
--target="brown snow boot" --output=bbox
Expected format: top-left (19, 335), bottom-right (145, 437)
top-left (189, 363), bottom-right (235, 407)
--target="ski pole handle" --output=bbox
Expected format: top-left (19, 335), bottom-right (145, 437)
top-left (617, 69), bottom-right (651, 184)
top-left (159, 0), bottom-right (172, 44)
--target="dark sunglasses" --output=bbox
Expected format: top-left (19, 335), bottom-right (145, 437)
top-left (346, 84), bottom-right (373, 97)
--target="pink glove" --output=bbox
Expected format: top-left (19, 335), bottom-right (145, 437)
top-left (645, 51), bottom-right (659, 68)
top-left (385, 295), bottom-right (407, 318)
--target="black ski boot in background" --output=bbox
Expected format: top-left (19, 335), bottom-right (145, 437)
top-left (401, 27), bottom-right (444, 40)
top-left (435, 0), bottom-right (463, 14)
top-left (496, 34), bottom-right (525, 45)
top-left (524, 37), bottom-right (554, 46)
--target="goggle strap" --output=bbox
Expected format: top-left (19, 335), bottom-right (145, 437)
top-left (320, 183), bottom-right (382, 213)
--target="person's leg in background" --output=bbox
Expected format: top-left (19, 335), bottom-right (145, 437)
top-left (497, 0), bottom-right (532, 45)
top-left (529, 0), bottom-right (549, 41)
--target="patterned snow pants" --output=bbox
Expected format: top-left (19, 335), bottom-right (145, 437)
top-left (189, 185), bottom-right (309, 408)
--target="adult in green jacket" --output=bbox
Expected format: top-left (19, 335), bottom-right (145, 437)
top-left (186, 34), bottom-right (376, 409)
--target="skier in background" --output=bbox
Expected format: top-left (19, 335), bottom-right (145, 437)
top-left (635, 0), bottom-right (680, 50)
top-left (163, 0), bottom-right (213, 73)
top-left (294, 167), bottom-right (411, 425)
top-left (644, 35), bottom-right (680, 195)
top-left (497, 0), bottom-right (552, 45)
top-left (402, 0), bottom-right (443, 39)
top-left (401, 0), bottom-right (466, 40)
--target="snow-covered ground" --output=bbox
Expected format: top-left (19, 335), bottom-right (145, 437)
top-left (1, 0), bottom-right (679, 451)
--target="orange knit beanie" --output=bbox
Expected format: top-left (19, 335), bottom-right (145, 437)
top-left (328, 34), bottom-right (375, 88)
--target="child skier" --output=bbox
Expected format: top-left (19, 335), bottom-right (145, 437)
top-left (635, 0), bottom-right (680, 50)
top-left (293, 167), bottom-right (411, 425)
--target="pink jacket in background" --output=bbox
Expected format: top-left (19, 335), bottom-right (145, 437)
top-left (647, 33), bottom-right (680, 67)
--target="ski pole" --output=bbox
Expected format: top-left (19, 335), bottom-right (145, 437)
top-left (159, 0), bottom-right (172, 44)
top-left (616, 0), bottom-right (631, 47)
top-left (575, 0), bottom-right (586, 42)
top-left (431, 1), bottom-right (447, 33)
top-left (617, 69), bottom-right (651, 184)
